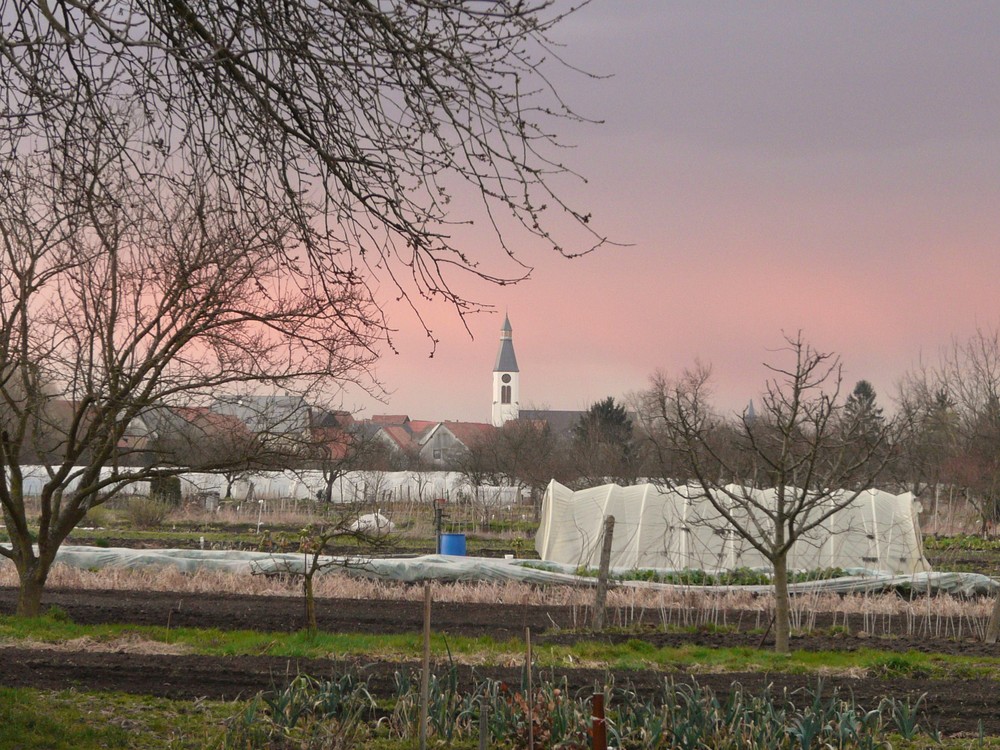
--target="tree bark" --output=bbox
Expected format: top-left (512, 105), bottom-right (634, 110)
top-left (16, 564), bottom-right (47, 617)
top-left (304, 573), bottom-right (317, 633)
top-left (772, 553), bottom-right (791, 654)
top-left (986, 592), bottom-right (1000, 645)
top-left (592, 515), bottom-right (615, 632)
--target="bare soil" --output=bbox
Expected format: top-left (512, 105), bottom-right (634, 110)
top-left (1, 587), bottom-right (998, 736)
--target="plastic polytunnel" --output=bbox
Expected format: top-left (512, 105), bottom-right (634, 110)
top-left (535, 481), bottom-right (931, 575)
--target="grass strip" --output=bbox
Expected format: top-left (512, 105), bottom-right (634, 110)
top-left (3, 613), bottom-right (1000, 681)
top-left (0, 686), bottom-right (233, 749)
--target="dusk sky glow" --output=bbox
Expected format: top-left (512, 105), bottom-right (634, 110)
top-left (349, 1), bottom-right (1000, 423)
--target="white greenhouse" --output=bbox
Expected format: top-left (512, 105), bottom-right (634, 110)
top-left (536, 480), bottom-right (931, 575)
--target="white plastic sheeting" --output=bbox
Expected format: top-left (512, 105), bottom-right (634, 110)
top-left (350, 513), bottom-right (395, 535)
top-left (536, 481), bottom-right (931, 575)
top-left (3, 545), bottom-right (992, 595)
top-left (13, 466), bottom-right (521, 504)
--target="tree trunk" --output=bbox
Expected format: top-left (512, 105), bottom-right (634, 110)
top-left (772, 553), bottom-right (791, 654)
top-left (986, 591), bottom-right (1000, 645)
top-left (16, 564), bottom-right (48, 617)
top-left (304, 573), bottom-right (317, 633)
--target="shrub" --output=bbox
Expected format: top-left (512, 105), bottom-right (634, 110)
top-left (123, 497), bottom-right (171, 530)
top-left (149, 476), bottom-right (183, 506)
top-left (82, 505), bottom-right (112, 529)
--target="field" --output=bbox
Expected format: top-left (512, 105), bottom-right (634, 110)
top-left (2, 501), bottom-right (1000, 747)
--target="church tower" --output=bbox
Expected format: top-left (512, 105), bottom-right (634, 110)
top-left (491, 314), bottom-right (520, 427)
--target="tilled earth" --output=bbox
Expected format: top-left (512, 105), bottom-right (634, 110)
top-left (1, 587), bottom-right (998, 736)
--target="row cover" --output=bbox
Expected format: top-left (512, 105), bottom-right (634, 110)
top-left (2, 545), bottom-right (994, 596)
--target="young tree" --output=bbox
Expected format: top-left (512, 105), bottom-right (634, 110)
top-left (274, 511), bottom-right (394, 635)
top-left (638, 333), bottom-right (896, 653)
top-left (0, 3), bottom-right (602, 615)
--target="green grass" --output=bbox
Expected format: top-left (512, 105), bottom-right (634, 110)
top-left (0, 687), bottom-right (232, 749)
top-left (5, 611), bottom-right (1000, 682)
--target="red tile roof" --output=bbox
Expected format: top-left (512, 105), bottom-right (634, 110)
top-left (371, 414), bottom-right (410, 425)
top-left (439, 421), bottom-right (496, 447)
top-left (380, 424), bottom-right (415, 450)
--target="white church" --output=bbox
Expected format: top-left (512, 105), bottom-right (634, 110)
top-left (490, 314), bottom-right (520, 427)
top-left (490, 315), bottom-right (587, 434)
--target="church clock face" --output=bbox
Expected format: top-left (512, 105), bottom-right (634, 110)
top-left (501, 374), bottom-right (511, 383)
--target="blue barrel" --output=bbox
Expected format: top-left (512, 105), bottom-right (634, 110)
top-left (439, 533), bottom-right (467, 556)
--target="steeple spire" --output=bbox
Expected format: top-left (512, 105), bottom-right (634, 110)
top-left (493, 314), bottom-right (519, 372)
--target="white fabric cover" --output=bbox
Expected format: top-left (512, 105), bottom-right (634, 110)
top-left (535, 481), bottom-right (931, 575)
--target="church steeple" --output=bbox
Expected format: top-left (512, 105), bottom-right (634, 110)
top-left (491, 314), bottom-right (520, 426)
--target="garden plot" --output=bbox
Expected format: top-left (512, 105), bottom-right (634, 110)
top-left (20, 544), bottom-right (998, 596)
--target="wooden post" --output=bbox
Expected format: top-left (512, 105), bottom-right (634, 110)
top-left (419, 583), bottom-right (432, 750)
top-left (479, 700), bottom-right (489, 750)
top-left (591, 692), bottom-right (607, 750)
top-left (593, 515), bottom-right (616, 632)
top-left (525, 626), bottom-right (534, 750)
top-left (986, 592), bottom-right (1000, 644)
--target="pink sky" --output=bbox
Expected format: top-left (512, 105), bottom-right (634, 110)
top-left (346, 2), bottom-right (1000, 423)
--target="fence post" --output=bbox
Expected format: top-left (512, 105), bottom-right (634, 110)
top-left (592, 692), bottom-right (607, 750)
top-left (479, 699), bottom-right (489, 750)
top-left (593, 515), bottom-right (616, 632)
top-left (419, 583), bottom-right (432, 750)
top-left (525, 626), bottom-right (534, 750)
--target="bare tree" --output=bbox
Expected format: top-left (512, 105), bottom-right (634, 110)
top-left (1, 0), bottom-right (603, 319)
top-left (274, 510), bottom-right (393, 634)
top-left (498, 419), bottom-right (570, 509)
top-left (145, 406), bottom-right (261, 499)
top-left (638, 333), bottom-right (896, 653)
top-left (0, 158), bottom-right (379, 614)
top-left (458, 419), bottom-right (568, 519)
top-left (894, 370), bottom-right (959, 526)
top-left (0, 2), bottom-right (602, 615)
top-left (900, 328), bottom-right (1000, 536)
top-left (310, 424), bottom-right (387, 505)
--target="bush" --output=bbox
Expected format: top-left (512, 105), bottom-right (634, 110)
top-left (82, 505), bottom-right (112, 529)
top-left (123, 497), bottom-right (171, 530)
top-left (149, 476), bottom-right (183, 506)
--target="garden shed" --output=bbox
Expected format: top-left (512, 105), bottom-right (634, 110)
top-left (536, 481), bottom-right (931, 575)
